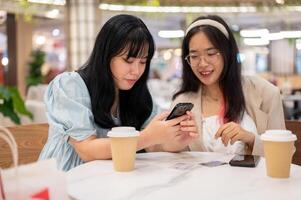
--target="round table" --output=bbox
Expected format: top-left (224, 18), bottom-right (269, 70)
top-left (67, 152), bottom-right (301, 200)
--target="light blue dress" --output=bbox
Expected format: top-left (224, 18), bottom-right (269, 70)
top-left (39, 72), bottom-right (158, 171)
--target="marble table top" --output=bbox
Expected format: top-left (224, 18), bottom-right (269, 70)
top-left (67, 152), bottom-right (301, 200)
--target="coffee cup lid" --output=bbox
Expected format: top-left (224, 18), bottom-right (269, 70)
top-left (260, 130), bottom-right (297, 142)
top-left (107, 127), bottom-right (139, 137)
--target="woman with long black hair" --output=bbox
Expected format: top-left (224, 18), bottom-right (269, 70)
top-left (165, 15), bottom-right (285, 155)
top-left (39, 14), bottom-right (197, 171)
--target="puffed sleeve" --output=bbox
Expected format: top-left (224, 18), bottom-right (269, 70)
top-left (44, 72), bottom-right (96, 141)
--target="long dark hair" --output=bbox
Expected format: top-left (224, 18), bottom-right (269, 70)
top-left (174, 15), bottom-right (245, 122)
top-left (78, 14), bottom-right (155, 130)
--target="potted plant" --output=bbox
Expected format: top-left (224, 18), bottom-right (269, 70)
top-left (0, 85), bottom-right (33, 124)
top-left (26, 49), bottom-right (45, 88)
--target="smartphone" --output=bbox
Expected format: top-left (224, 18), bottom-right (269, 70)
top-left (166, 103), bottom-right (194, 120)
top-left (229, 155), bottom-right (260, 168)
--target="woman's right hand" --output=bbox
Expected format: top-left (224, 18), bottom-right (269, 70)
top-left (142, 112), bottom-right (188, 146)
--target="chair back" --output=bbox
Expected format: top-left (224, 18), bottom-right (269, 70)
top-left (0, 123), bottom-right (48, 168)
top-left (285, 120), bottom-right (301, 166)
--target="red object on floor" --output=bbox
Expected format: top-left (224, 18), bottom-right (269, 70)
top-left (31, 188), bottom-right (50, 200)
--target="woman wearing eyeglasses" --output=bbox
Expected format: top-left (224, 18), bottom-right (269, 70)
top-left (163, 15), bottom-right (285, 155)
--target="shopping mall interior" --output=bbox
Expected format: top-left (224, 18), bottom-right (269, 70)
top-left (1, 0), bottom-right (301, 125)
top-left (1, 2), bottom-right (301, 198)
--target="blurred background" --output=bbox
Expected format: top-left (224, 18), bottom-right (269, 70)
top-left (1, 0), bottom-right (301, 126)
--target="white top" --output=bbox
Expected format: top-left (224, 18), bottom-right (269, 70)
top-left (67, 152), bottom-right (301, 200)
top-left (202, 112), bottom-right (258, 154)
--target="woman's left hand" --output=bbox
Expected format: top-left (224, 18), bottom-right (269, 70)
top-left (179, 111), bottom-right (199, 140)
top-left (162, 111), bottom-right (199, 152)
top-left (214, 122), bottom-right (255, 148)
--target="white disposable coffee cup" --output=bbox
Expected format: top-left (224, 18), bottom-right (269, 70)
top-left (261, 130), bottom-right (297, 178)
top-left (108, 127), bottom-right (139, 172)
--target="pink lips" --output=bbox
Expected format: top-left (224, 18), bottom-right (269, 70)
top-left (126, 79), bottom-right (137, 85)
top-left (199, 70), bottom-right (213, 77)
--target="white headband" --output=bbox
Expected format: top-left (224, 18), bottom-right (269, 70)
top-left (185, 19), bottom-right (229, 39)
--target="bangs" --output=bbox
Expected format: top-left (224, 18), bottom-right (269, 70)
top-left (117, 28), bottom-right (152, 59)
top-left (126, 41), bottom-right (149, 59)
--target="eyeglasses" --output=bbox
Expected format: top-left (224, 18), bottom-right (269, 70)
top-left (185, 50), bottom-right (220, 67)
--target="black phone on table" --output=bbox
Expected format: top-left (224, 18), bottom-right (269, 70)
top-left (229, 155), bottom-right (260, 168)
top-left (166, 103), bottom-right (194, 120)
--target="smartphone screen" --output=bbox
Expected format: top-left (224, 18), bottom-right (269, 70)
top-left (229, 155), bottom-right (260, 168)
top-left (166, 103), bottom-right (194, 120)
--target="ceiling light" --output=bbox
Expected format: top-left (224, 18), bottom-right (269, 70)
top-left (35, 36), bottom-right (46, 45)
top-left (262, 32), bottom-right (284, 40)
top-left (240, 29), bottom-right (269, 38)
top-left (99, 3), bottom-right (257, 13)
top-left (52, 29), bottom-right (60, 37)
top-left (28, 0), bottom-right (65, 5)
top-left (275, 0), bottom-right (285, 5)
top-left (158, 30), bottom-right (184, 38)
top-left (281, 31), bottom-right (301, 38)
top-left (244, 38), bottom-right (270, 46)
top-left (163, 51), bottom-right (172, 60)
top-left (1, 57), bottom-right (8, 66)
top-left (45, 9), bottom-right (60, 19)
top-left (174, 49), bottom-right (182, 57)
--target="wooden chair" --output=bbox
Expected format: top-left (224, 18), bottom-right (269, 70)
top-left (0, 123), bottom-right (49, 168)
top-left (285, 120), bottom-right (301, 166)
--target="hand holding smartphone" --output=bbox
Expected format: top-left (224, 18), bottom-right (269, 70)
top-left (166, 103), bottom-right (194, 120)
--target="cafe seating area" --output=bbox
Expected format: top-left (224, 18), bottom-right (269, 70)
top-left (2, 121), bottom-right (300, 169)
top-left (1, 0), bottom-right (301, 199)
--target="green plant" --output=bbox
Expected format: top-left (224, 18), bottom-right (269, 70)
top-left (0, 85), bottom-right (33, 124)
top-left (26, 50), bottom-right (45, 88)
